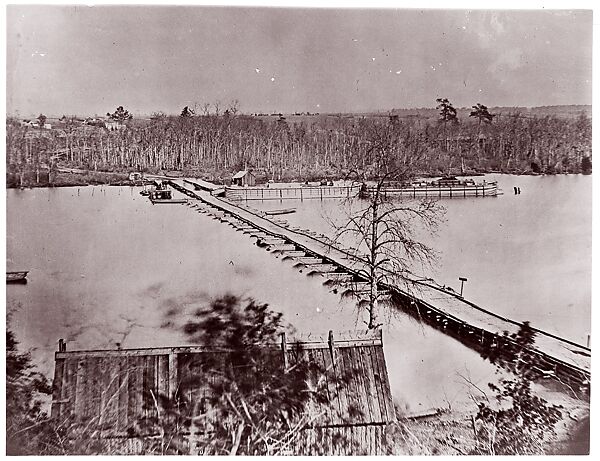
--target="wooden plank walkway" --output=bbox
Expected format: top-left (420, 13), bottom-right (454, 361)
top-left (168, 179), bottom-right (591, 391)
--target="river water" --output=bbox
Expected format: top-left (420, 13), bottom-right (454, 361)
top-left (6, 174), bottom-right (591, 411)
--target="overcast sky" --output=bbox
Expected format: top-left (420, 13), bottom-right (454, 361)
top-left (6, 6), bottom-right (592, 117)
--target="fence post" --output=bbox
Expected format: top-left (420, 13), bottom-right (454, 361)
top-left (169, 350), bottom-right (178, 399)
top-left (328, 330), bottom-right (336, 363)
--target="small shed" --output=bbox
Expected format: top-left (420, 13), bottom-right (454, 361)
top-left (231, 170), bottom-right (256, 187)
top-left (105, 121), bottom-right (126, 131)
top-left (51, 329), bottom-right (395, 455)
top-left (128, 172), bottom-right (143, 182)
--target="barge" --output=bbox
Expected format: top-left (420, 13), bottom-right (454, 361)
top-left (370, 176), bottom-right (498, 198)
top-left (148, 189), bottom-right (188, 204)
top-left (224, 182), bottom-right (362, 201)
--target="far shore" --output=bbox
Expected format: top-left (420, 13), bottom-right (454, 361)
top-left (5, 168), bottom-right (587, 190)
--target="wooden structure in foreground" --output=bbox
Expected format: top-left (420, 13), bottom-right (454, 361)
top-left (51, 330), bottom-right (395, 455)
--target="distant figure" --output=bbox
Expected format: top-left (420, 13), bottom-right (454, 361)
top-left (514, 186), bottom-right (518, 194)
top-left (518, 187), bottom-right (521, 194)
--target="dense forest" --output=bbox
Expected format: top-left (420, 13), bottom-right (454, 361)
top-left (6, 103), bottom-right (592, 187)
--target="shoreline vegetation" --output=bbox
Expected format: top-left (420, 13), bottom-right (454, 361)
top-left (5, 166), bottom-right (587, 190)
top-left (6, 104), bottom-right (592, 189)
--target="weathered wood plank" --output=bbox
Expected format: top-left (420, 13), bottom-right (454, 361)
top-left (319, 347), bottom-right (339, 426)
top-left (358, 345), bottom-right (380, 423)
top-left (168, 352), bottom-right (178, 399)
top-left (143, 355), bottom-right (152, 420)
top-left (337, 347), bottom-right (353, 425)
top-left (74, 359), bottom-right (87, 420)
top-left (117, 355), bottom-right (129, 432)
top-left (157, 354), bottom-right (168, 401)
top-left (368, 346), bottom-right (386, 423)
top-left (51, 358), bottom-right (65, 419)
top-left (351, 345), bottom-right (372, 424)
top-left (65, 359), bottom-right (77, 419)
top-left (376, 346), bottom-right (395, 422)
top-left (126, 356), bottom-right (140, 431)
top-left (371, 346), bottom-right (391, 422)
top-left (101, 356), bottom-right (120, 432)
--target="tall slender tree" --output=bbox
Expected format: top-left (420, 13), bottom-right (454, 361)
top-left (106, 106), bottom-right (133, 122)
top-left (468, 103), bottom-right (495, 166)
top-left (436, 98), bottom-right (458, 152)
top-left (332, 120), bottom-right (444, 329)
top-left (180, 106), bottom-right (195, 117)
top-left (36, 113), bottom-right (47, 128)
top-left (469, 103), bottom-right (494, 127)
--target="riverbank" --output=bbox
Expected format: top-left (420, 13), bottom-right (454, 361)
top-left (6, 170), bottom-right (131, 188)
top-left (392, 381), bottom-right (589, 455)
top-left (5, 167), bottom-right (589, 190)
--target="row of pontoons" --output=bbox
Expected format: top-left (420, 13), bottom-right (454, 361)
top-left (185, 200), bottom-right (389, 305)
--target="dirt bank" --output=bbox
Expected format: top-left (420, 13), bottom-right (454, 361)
top-left (389, 380), bottom-right (589, 455)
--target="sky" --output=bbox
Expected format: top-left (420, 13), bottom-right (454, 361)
top-left (5, 5), bottom-right (593, 117)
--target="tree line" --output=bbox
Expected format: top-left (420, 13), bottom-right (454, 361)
top-left (6, 100), bottom-right (592, 186)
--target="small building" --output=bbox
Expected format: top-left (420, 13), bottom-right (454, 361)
top-left (51, 329), bottom-right (394, 455)
top-left (128, 172), bottom-right (143, 182)
top-left (105, 121), bottom-right (126, 131)
top-left (232, 170), bottom-right (256, 187)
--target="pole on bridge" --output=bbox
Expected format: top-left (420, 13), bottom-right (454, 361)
top-left (459, 277), bottom-right (468, 297)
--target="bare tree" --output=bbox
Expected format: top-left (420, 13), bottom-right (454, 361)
top-left (227, 99), bottom-right (240, 116)
top-left (199, 102), bottom-right (211, 116)
top-left (333, 121), bottom-right (444, 329)
top-left (213, 100), bottom-right (221, 117)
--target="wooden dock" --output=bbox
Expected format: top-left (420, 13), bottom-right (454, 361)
top-left (167, 179), bottom-right (591, 395)
top-left (52, 330), bottom-right (394, 455)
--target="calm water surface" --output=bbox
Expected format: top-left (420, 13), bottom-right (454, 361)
top-left (6, 174), bottom-right (591, 411)
top-left (252, 174), bottom-right (592, 345)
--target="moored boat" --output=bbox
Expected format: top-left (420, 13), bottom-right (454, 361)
top-left (224, 182), bottom-right (362, 201)
top-left (148, 189), bottom-right (188, 204)
top-left (369, 176), bottom-right (498, 198)
top-left (265, 208), bottom-right (297, 216)
top-left (7, 271), bottom-right (28, 284)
